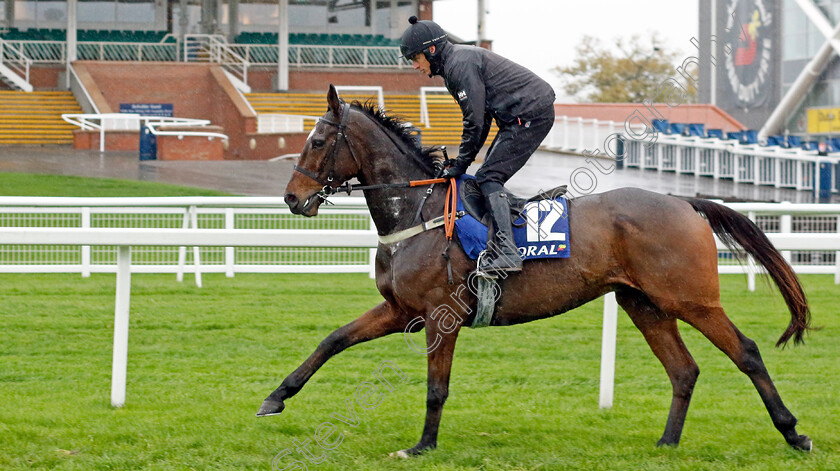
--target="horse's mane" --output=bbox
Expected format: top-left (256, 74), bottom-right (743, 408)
top-left (350, 100), bottom-right (438, 176)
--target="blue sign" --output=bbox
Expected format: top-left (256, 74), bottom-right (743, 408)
top-left (453, 176), bottom-right (570, 261)
top-left (119, 103), bottom-right (174, 117)
top-left (512, 198), bottom-right (570, 260)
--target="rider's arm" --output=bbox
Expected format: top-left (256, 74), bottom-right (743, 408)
top-left (449, 60), bottom-right (488, 169)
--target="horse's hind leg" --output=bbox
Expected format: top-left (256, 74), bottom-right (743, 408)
top-left (680, 307), bottom-right (812, 451)
top-left (257, 301), bottom-right (409, 416)
top-left (617, 291), bottom-right (699, 447)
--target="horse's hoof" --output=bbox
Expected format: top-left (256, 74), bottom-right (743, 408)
top-left (789, 435), bottom-right (812, 452)
top-left (256, 398), bottom-right (285, 417)
top-left (389, 444), bottom-right (433, 457)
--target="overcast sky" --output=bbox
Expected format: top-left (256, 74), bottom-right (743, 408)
top-left (432, 0), bottom-right (700, 102)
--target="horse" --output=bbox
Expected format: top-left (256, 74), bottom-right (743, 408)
top-left (258, 85), bottom-right (813, 455)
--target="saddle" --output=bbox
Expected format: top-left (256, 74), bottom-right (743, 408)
top-left (459, 178), bottom-right (568, 227)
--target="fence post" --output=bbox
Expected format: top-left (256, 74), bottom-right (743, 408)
top-left (111, 245), bottom-right (132, 408)
top-left (177, 206), bottom-right (190, 282)
top-left (600, 292), bottom-right (618, 409)
top-left (747, 211), bottom-right (757, 291)
top-left (225, 207), bottom-right (235, 278)
top-left (780, 203), bottom-right (792, 264)
top-left (81, 207), bottom-right (91, 277)
top-left (836, 215), bottom-right (840, 285)
top-left (190, 206), bottom-right (202, 288)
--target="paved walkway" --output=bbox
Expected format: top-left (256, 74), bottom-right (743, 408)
top-left (0, 146), bottom-right (822, 203)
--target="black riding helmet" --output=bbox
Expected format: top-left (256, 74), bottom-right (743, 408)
top-left (399, 16), bottom-right (447, 61)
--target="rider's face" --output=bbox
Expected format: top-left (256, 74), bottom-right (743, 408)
top-left (411, 54), bottom-right (431, 75)
top-left (410, 45), bottom-right (435, 76)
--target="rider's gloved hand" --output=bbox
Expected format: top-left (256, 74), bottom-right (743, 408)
top-left (440, 158), bottom-right (470, 179)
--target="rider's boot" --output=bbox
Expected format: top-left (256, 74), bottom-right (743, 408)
top-left (480, 189), bottom-right (522, 273)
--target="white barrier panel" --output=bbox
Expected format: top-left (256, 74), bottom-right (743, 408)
top-left (0, 227), bottom-right (378, 408)
top-left (4, 197), bottom-right (840, 409)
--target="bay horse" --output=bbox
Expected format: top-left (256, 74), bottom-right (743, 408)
top-left (259, 85), bottom-right (813, 454)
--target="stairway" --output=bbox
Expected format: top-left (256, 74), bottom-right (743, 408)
top-left (0, 91), bottom-right (82, 145)
top-left (245, 92), bottom-right (497, 147)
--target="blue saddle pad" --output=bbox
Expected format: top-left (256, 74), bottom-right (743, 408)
top-left (453, 176), bottom-right (570, 261)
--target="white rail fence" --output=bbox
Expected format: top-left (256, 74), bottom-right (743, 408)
top-left (0, 196), bottom-right (374, 280)
top-left (1, 39), bottom-right (406, 69)
top-left (3, 197), bottom-right (839, 410)
top-left (542, 116), bottom-right (633, 154)
top-left (541, 116), bottom-right (840, 196)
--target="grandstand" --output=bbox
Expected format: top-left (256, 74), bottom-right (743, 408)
top-left (0, 91), bottom-right (81, 145)
top-left (0, 0), bottom-right (838, 201)
top-left (247, 91), bottom-right (496, 147)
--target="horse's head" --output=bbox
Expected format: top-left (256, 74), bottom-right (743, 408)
top-left (284, 85), bottom-right (361, 216)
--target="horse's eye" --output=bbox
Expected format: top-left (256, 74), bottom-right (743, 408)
top-left (311, 139), bottom-right (325, 149)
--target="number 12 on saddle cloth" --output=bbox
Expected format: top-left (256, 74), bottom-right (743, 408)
top-left (453, 180), bottom-right (570, 261)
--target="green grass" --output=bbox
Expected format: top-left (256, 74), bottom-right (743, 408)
top-left (0, 273), bottom-right (837, 470)
top-left (0, 172), bottom-right (231, 197)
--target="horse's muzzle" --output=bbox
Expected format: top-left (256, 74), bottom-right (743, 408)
top-left (285, 192), bottom-right (320, 217)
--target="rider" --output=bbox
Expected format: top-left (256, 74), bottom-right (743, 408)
top-left (400, 16), bottom-right (555, 273)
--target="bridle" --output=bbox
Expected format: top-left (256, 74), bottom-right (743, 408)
top-left (293, 101), bottom-right (359, 198)
top-left (291, 101), bottom-right (460, 272)
top-left (293, 101), bottom-right (447, 200)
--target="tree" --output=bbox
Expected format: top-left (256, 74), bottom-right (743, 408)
top-left (554, 34), bottom-right (696, 103)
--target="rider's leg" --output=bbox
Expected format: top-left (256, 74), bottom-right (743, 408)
top-left (475, 106), bottom-right (554, 273)
top-left (479, 182), bottom-right (522, 272)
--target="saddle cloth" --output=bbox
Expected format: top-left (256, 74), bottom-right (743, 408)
top-left (453, 175), bottom-right (570, 261)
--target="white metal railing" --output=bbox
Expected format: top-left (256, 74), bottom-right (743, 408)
top-left (0, 39), bottom-right (407, 69)
top-left (68, 63), bottom-right (100, 114)
top-left (61, 113), bottom-right (228, 151)
top-left (335, 85), bottom-right (385, 109)
top-left (1, 39), bottom-right (64, 63)
top-left (0, 197), bottom-right (374, 280)
top-left (419, 86), bottom-right (449, 128)
top-left (78, 41), bottom-right (177, 61)
top-left (257, 113), bottom-right (319, 134)
top-left (541, 115), bottom-right (644, 154)
top-left (0, 37), bottom-right (33, 91)
top-left (184, 34), bottom-right (249, 86)
top-left (622, 134), bottom-right (831, 193)
top-left (232, 44), bottom-right (408, 69)
top-left (3, 197), bottom-right (840, 282)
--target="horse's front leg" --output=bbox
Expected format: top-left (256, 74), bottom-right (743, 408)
top-left (257, 301), bottom-right (409, 416)
top-left (394, 315), bottom-right (461, 456)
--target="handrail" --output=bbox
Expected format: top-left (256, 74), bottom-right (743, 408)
top-left (0, 37), bottom-right (33, 91)
top-left (0, 39), bottom-right (408, 69)
top-left (419, 86), bottom-right (449, 127)
top-left (68, 63), bottom-right (100, 114)
top-left (335, 85), bottom-right (384, 110)
top-left (61, 113), bottom-right (228, 151)
top-left (184, 34), bottom-right (250, 86)
top-left (257, 113), bottom-right (320, 134)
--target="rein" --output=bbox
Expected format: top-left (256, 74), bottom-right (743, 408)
top-left (294, 102), bottom-right (459, 244)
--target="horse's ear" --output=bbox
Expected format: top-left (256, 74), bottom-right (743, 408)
top-left (327, 84), bottom-right (341, 116)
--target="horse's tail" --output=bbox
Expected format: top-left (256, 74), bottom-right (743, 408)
top-left (683, 197), bottom-right (812, 347)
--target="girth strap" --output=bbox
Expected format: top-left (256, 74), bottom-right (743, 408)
top-left (378, 211), bottom-right (464, 245)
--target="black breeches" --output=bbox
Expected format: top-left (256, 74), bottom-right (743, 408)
top-left (475, 104), bottom-right (555, 194)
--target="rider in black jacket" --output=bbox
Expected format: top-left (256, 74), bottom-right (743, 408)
top-left (400, 16), bottom-right (555, 273)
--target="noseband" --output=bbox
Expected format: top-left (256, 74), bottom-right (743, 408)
top-left (293, 102), bottom-right (360, 195)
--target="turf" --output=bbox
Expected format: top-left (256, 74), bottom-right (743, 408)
top-left (0, 273), bottom-right (837, 470)
top-left (0, 172), bottom-right (231, 197)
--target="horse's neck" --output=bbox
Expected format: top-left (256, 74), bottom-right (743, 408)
top-left (355, 127), bottom-right (442, 236)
